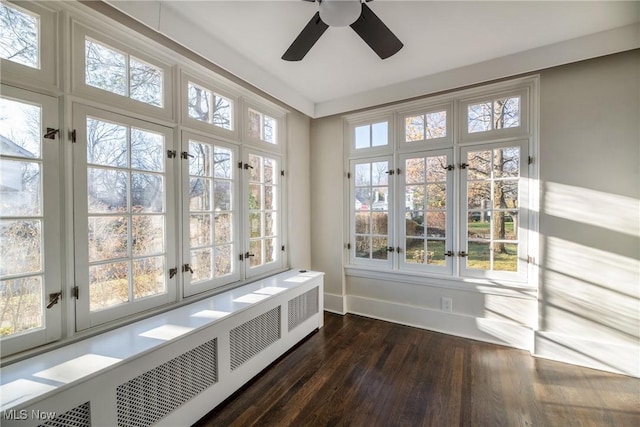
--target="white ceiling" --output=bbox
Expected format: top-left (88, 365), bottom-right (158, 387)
top-left (106, 1), bottom-right (640, 117)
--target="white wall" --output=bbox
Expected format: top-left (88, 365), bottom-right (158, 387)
top-left (309, 50), bottom-right (640, 376)
top-left (536, 50), bottom-right (640, 376)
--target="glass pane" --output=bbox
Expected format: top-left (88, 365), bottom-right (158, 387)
top-left (0, 3), bottom-right (39, 68)
top-left (468, 213), bottom-right (490, 239)
top-left (405, 157), bottom-right (425, 184)
top-left (371, 122), bottom-right (387, 147)
top-left (427, 183), bottom-right (446, 209)
top-left (131, 128), bottom-right (163, 172)
top-left (249, 184), bottom-right (261, 210)
top-left (493, 211), bottom-right (518, 241)
top-left (0, 97), bottom-right (41, 157)
top-left (214, 180), bottom-right (231, 211)
top-left (88, 216), bottom-right (127, 262)
top-left (89, 261), bottom-right (129, 311)
top-left (265, 212), bottom-right (276, 237)
top-left (494, 243), bottom-right (518, 271)
top-left (263, 115), bottom-right (276, 144)
top-left (213, 94), bottom-right (233, 130)
top-left (0, 220), bottom-right (41, 276)
top-left (249, 212), bottom-right (261, 238)
top-left (132, 215), bottom-right (164, 256)
top-left (355, 188), bottom-right (372, 211)
top-left (189, 178), bottom-right (211, 211)
top-left (426, 156), bottom-right (447, 182)
top-left (468, 102), bottom-right (492, 133)
top-left (248, 154), bottom-right (261, 182)
top-left (355, 236), bottom-right (370, 259)
top-left (213, 147), bottom-right (232, 179)
top-left (405, 115), bottom-right (424, 142)
top-left (405, 212), bottom-right (424, 237)
top-left (85, 39), bottom-right (126, 96)
top-left (87, 118), bottom-right (127, 167)
top-left (189, 141), bottom-right (212, 177)
top-left (494, 147), bottom-right (520, 178)
top-left (467, 150), bottom-right (491, 179)
top-left (249, 240), bottom-right (262, 267)
top-left (88, 168), bottom-right (128, 213)
top-left (372, 187), bottom-right (388, 212)
top-left (372, 162), bottom-right (388, 186)
top-left (215, 213), bottom-right (232, 244)
top-left (468, 241), bottom-right (491, 270)
top-left (264, 158), bottom-right (275, 184)
top-left (265, 238), bottom-right (276, 263)
top-left (187, 83), bottom-right (210, 122)
top-left (355, 212), bottom-right (369, 234)
top-left (354, 125), bottom-right (369, 149)
top-left (494, 97), bottom-right (520, 129)
top-left (133, 256), bottom-right (165, 299)
top-left (406, 238), bottom-right (425, 264)
top-left (372, 212), bottom-right (387, 235)
top-left (468, 181), bottom-right (490, 210)
top-left (248, 109), bottom-right (261, 140)
top-left (494, 180), bottom-right (518, 209)
top-left (132, 173), bottom-right (163, 212)
top-left (371, 237), bottom-right (388, 260)
top-left (427, 240), bottom-right (445, 265)
top-left (406, 185), bottom-right (425, 211)
top-left (354, 163), bottom-right (370, 187)
top-left (191, 248), bottom-right (212, 283)
top-left (425, 111), bottom-right (447, 139)
top-left (426, 212), bottom-right (446, 238)
top-left (0, 276), bottom-right (43, 337)
top-left (0, 160), bottom-right (41, 216)
top-left (214, 245), bottom-right (232, 276)
top-left (265, 185), bottom-right (276, 211)
top-left (190, 214), bottom-right (211, 247)
top-left (129, 57), bottom-right (163, 107)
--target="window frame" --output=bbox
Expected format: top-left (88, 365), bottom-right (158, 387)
top-left (0, 1), bottom-right (58, 90)
top-left (346, 112), bottom-right (394, 156)
top-left (397, 102), bottom-right (453, 150)
top-left (182, 131), bottom-right (241, 297)
top-left (72, 104), bottom-right (178, 331)
top-left (181, 72), bottom-right (240, 142)
top-left (71, 22), bottom-right (175, 122)
top-left (0, 84), bottom-right (62, 357)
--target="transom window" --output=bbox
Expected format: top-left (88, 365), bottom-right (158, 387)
top-left (187, 81), bottom-right (233, 130)
top-left (354, 121), bottom-right (388, 150)
top-left (0, 1), bottom-right (39, 69)
top-left (467, 95), bottom-right (520, 134)
top-left (404, 110), bottom-right (447, 142)
top-left (248, 108), bottom-right (277, 144)
top-left (85, 38), bottom-right (164, 107)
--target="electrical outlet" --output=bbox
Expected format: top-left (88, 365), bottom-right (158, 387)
top-left (441, 297), bottom-right (453, 312)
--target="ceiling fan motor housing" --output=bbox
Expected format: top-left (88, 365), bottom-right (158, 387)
top-left (319, 0), bottom-right (362, 27)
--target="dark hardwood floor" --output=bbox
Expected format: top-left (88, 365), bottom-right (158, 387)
top-left (194, 313), bottom-right (640, 427)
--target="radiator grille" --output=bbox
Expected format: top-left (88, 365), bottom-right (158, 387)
top-left (230, 307), bottom-right (281, 370)
top-left (288, 287), bottom-right (319, 331)
top-left (37, 402), bottom-right (90, 427)
top-left (116, 338), bottom-right (217, 427)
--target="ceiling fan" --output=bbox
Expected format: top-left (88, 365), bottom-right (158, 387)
top-left (282, 0), bottom-right (403, 61)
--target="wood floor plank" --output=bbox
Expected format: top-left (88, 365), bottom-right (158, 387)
top-left (194, 313), bottom-right (640, 427)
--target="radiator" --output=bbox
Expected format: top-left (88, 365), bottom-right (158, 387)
top-left (0, 270), bottom-right (324, 427)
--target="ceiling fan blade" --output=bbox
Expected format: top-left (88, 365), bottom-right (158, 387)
top-left (282, 12), bottom-right (329, 61)
top-left (350, 3), bottom-right (403, 59)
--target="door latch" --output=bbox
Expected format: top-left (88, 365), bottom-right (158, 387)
top-left (46, 292), bottom-right (62, 309)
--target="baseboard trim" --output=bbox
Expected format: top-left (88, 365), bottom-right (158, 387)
top-left (324, 292), bottom-right (346, 315)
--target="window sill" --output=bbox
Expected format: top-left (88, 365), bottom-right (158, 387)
top-left (344, 265), bottom-right (537, 299)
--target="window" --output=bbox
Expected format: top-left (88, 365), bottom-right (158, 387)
top-left (0, 1), bottom-right (39, 68)
top-left (354, 121), bottom-right (389, 150)
top-left (183, 133), bottom-right (239, 297)
top-left (350, 157), bottom-right (393, 267)
top-left (187, 81), bottom-right (234, 131)
top-left (0, 85), bottom-right (61, 357)
top-left (85, 38), bottom-right (163, 107)
top-left (247, 108), bottom-right (278, 145)
top-left (245, 151), bottom-right (282, 277)
top-left (73, 106), bottom-right (176, 330)
top-left (346, 80), bottom-right (536, 285)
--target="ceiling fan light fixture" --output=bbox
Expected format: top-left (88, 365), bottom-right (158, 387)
top-left (319, 0), bottom-right (362, 27)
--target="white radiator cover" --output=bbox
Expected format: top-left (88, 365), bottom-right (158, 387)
top-left (0, 270), bottom-right (324, 427)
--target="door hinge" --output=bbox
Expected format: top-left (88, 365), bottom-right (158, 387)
top-left (169, 267), bottom-right (178, 279)
top-left (71, 129), bottom-right (77, 143)
top-left (238, 161), bottom-right (243, 169)
top-left (527, 255), bottom-right (536, 264)
top-left (182, 263), bottom-right (194, 273)
top-left (181, 151), bottom-right (194, 160)
top-left (239, 253), bottom-right (244, 261)
top-left (281, 170), bottom-right (285, 177)
top-left (72, 286), bottom-right (79, 299)
top-left (396, 247), bottom-right (402, 254)
top-left (528, 156), bottom-right (533, 165)
top-left (347, 172), bottom-right (351, 179)
top-left (281, 245), bottom-right (285, 251)
top-left (396, 168), bottom-right (401, 175)
top-left (167, 150), bottom-right (177, 159)
top-left (346, 243), bottom-right (351, 250)
top-left (44, 128), bottom-right (59, 140)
